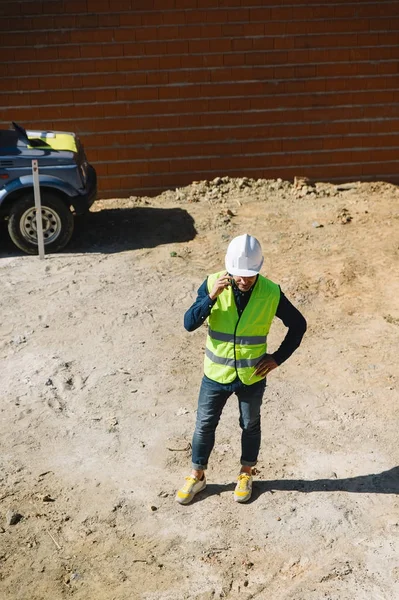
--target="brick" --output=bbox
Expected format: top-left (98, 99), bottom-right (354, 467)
top-left (94, 163), bottom-right (109, 177)
top-left (273, 37), bottom-right (295, 50)
top-left (157, 25), bottom-right (180, 41)
top-left (373, 16), bottom-right (399, 31)
top-left (68, 29), bottom-right (101, 44)
top-left (116, 57), bottom-right (139, 71)
top-left (64, 1), bottom-right (88, 14)
top-left (223, 53), bottom-right (246, 67)
top-left (51, 74), bottom-right (80, 89)
top-left (141, 12), bottom-right (165, 27)
top-left (380, 33), bottom-right (399, 46)
top-left (363, 160), bottom-right (399, 177)
top-left (321, 137), bottom-right (347, 150)
top-left (29, 61), bottom-right (54, 77)
top-left (179, 54), bottom-right (200, 68)
top-left (95, 89), bottom-right (117, 102)
top-left (189, 39), bottom-right (210, 53)
top-left (75, 13), bottom-right (99, 28)
top-left (131, 0), bottom-right (155, 8)
top-left (122, 41), bottom-right (145, 55)
top-left (162, 11), bottom-right (186, 25)
top-left (21, 2), bottom-right (43, 15)
top-left (0, 78), bottom-right (17, 92)
top-left (96, 148), bottom-right (122, 162)
top-left (264, 21), bottom-right (286, 35)
top-left (142, 40), bottom-right (164, 55)
top-left (114, 0), bottom-right (139, 10)
top-left (361, 148), bottom-right (399, 163)
top-left (56, 14), bottom-right (77, 28)
top-left (139, 56), bottom-right (161, 70)
top-left (96, 12), bottom-right (121, 27)
top-left (208, 68), bottom-right (230, 83)
top-left (114, 27), bottom-right (138, 43)
top-left (252, 37), bottom-right (275, 52)
top-left (99, 177), bottom-right (121, 192)
top-left (270, 7), bottom-right (303, 21)
top-left (160, 55), bottom-right (182, 69)
top-left (1, 31), bottom-right (26, 46)
top-left (200, 24), bottom-right (222, 38)
top-left (241, 22), bottom-right (265, 37)
top-left (245, 52), bottom-right (266, 66)
top-left (208, 38), bottom-right (233, 53)
top-left (0, 2), bottom-right (22, 16)
top-left (13, 47), bottom-right (39, 62)
top-left (41, 1), bottom-right (66, 14)
top-left (36, 46), bottom-right (59, 62)
top-left (127, 102), bottom-right (158, 117)
top-left (248, 3), bottom-right (271, 23)
top-left (134, 87), bottom-right (161, 101)
top-left (16, 14), bottom-right (53, 30)
top-left (378, 62), bottom-right (399, 75)
top-left (57, 45), bottom-right (81, 60)
top-left (79, 45), bottom-right (104, 59)
top-left (0, 17), bottom-right (11, 31)
top-left (185, 69), bottom-right (213, 84)
top-left (32, 75), bottom-right (65, 90)
top-left (165, 40), bottom-right (189, 54)
top-left (146, 71), bottom-right (170, 85)
top-left (227, 8), bottom-right (249, 22)
top-left (135, 26), bottom-right (158, 42)
top-left (121, 12), bottom-right (142, 27)
top-left (97, 43), bottom-right (122, 58)
top-left (205, 51), bottom-right (228, 68)
top-left (231, 38), bottom-right (253, 52)
top-left (184, 9), bottom-right (208, 24)
top-left (94, 58), bottom-right (118, 72)
top-left (174, 0), bottom-right (196, 8)
top-left (1, 47), bottom-right (15, 61)
top-left (123, 72), bottom-right (147, 86)
top-left (49, 89), bottom-right (75, 105)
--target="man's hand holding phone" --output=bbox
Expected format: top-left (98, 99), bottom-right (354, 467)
top-left (209, 272), bottom-right (232, 300)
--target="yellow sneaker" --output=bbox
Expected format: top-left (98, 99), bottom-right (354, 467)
top-left (234, 473), bottom-right (253, 503)
top-left (176, 475), bottom-right (206, 505)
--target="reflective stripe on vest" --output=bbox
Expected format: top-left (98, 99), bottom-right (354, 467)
top-left (205, 347), bottom-right (264, 368)
top-left (204, 271), bottom-right (280, 385)
top-left (208, 327), bottom-right (267, 346)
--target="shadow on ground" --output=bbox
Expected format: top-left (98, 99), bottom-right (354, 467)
top-left (70, 206), bottom-right (197, 254)
top-left (200, 466), bottom-right (399, 503)
top-left (0, 206), bottom-right (197, 257)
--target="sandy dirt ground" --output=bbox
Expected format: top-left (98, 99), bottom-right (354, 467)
top-left (1, 177), bottom-right (399, 600)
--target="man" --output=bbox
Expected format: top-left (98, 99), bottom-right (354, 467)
top-left (176, 234), bottom-right (306, 504)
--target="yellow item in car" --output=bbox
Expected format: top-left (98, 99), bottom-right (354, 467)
top-left (28, 133), bottom-right (77, 153)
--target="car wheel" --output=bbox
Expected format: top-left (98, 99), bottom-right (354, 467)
top-left (7, 192), bottom-right (74, 255)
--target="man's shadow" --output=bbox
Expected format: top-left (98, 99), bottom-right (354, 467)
top-left (201, 466), bottom-right (399, 503)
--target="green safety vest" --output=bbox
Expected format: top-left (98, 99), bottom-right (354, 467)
top-left (204, 271), bottom-right (280, 385)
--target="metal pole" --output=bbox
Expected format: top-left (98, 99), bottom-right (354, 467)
top-left (32, 159), bottom-right (45, 259)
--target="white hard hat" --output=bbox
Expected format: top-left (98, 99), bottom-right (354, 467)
top-left (225, 234), bottom-right (264, 276)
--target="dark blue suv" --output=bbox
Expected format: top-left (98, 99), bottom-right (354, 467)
top-left (0, 122), bottom-right (97, 254)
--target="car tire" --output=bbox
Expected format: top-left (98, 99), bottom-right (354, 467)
top-left (8, 192), bottom-right (74, 255)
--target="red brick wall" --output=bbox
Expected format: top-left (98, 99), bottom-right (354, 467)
top-left (1, 0), bottom-right (399, 198)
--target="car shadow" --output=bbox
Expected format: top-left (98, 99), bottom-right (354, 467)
top-left (70, 206), bottom-right (197, 254)
top-left (199, 466), bottom-right (399, 503)
top-left (0, 206), bottom-right (197, 257)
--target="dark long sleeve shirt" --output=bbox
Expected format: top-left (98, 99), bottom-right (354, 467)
top-left (184, 276), bottom-right (307, 366)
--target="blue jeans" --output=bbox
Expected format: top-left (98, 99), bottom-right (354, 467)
top-left (191, 375), bottom-right (266, 470)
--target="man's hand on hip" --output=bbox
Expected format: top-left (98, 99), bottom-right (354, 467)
top-left (253, 354), bottom-right (278, 377)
